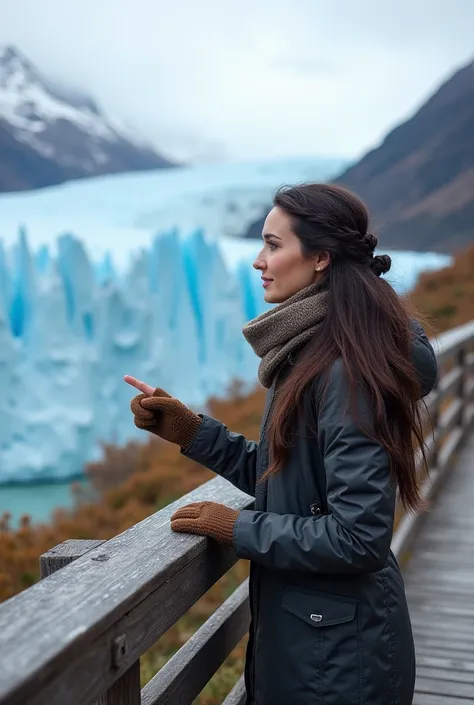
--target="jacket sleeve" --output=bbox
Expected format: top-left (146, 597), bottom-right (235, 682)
top-left (181, 414), bottom-right (257, 497)
top-left (410, 319), bottom-right (438, 397)
top-left (233, 359), bottom-right (394, 573)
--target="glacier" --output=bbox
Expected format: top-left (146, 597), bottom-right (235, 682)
top-left (0, 158), bottom-right (452, 483)
top-left (0, 225), bottom-right (451, 484)
top-left (0, 228), bottom-right (267, 483)
top-left (0, 156), bottom-right (348, 270)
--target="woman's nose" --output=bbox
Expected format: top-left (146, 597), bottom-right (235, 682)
top-left (253, 254), bottom-right (265, 270)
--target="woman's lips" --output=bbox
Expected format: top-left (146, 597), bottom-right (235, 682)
top-left (262, 278), bottom-right (273, 288)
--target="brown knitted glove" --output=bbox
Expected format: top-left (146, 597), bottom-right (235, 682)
top-left (170, 501), bottom-right (239, 545)
top-left (130, 387), bottom-right (202, 450)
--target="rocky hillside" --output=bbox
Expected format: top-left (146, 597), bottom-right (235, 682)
top-left (0, 46), bottom-right (175, 192)
top-left (335, 60), bottom-right (474, 254)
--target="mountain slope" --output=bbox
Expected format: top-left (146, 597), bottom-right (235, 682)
top-left (0, 46), bottom-right (175, 192)
top-left (335, 60), bottom-right (474, 254)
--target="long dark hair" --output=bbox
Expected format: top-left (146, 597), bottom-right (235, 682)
top-left (265, 183), bottom-right (428, 512)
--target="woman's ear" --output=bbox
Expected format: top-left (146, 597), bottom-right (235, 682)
top-left (313, 251), bottom-right (331, 272)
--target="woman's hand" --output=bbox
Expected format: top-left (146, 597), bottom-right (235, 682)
top-left (170, 501), bottom-right (239, 545)
top-left (124, 375), bottom-right (203, 449)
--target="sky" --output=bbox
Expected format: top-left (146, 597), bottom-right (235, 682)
top-left (1, 0), bottom-right (473, 163)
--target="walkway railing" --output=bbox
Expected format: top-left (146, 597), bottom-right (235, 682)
top-left (0, 321), bottom-right (473, 705)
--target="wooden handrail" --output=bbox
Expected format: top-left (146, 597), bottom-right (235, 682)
top-left (0, 479), bottom-right (253, 705)
top-left (0, 321), bottom-right (473, 705)
top-left (391, 322), bottom-right (474, 559)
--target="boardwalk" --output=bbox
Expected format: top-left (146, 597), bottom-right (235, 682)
top-left (405, 431), bottom-right (474, 704)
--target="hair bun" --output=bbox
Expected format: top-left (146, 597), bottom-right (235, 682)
top-left (363, 232), bottom-right (378, 252)
top-left (370, 254), bottom-right (391, 277)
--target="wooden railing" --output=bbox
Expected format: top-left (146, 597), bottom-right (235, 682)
top-left (0, 321), bottom-right (473, 705)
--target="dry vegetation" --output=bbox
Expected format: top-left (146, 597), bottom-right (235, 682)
top-left (409, 244), bottom-right (474, 333)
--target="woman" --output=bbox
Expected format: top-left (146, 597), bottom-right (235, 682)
top-left (125, 183), bottom-right (437, 705)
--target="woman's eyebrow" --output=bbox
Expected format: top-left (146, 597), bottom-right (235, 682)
top-left (262, 233), bottom-right (282, 241)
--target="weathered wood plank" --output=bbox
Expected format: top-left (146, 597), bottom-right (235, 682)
top-left (407, 549), bottom-right (474, 566)
top-left (141, 580), bottom-right (249, 705)
top-left (409, 599), bottom-right (474, 619)
top-left (40, 539), bottom-right (106, 578)
top-left (95, 663), bottom-right (141, 705)
top-left (412, 539), bottom-right (474, 553)
top-left (408, 585), bottom-right (474, 600)
top-left (40, 539), bottom-right (141, 705)
top-left (411, 617), bottom-right (474, 637)
top-left (414, 636), bottom-right (474, 653)
top-left (414, 632), bottom-right (474, 649)
top-left (436, 426), bottom-right (464, 471)
top-left (421, 507), bottom-right (474, 521)
top-left (412, 618), bottom-right (474, 634)
top-left (407, 583), bottom-right (474, 599)
top-left (435, 321), bottom-right (474, 365)
top-left (414, 626), bottom-right (474, 645)
top-left (410, 602), bottom-right (474, 619)
top-left (413, 622), bottom-right (474, 639)
top-left (411, 538), bottom-right (474, 555)
top-left (407, 573), bottom-right (474, 590)
top-left (439, 399), bottom-right (463, 433)
top-left (416, 666), bottom-right (474, 684)
top-left (415, 645), bottom-right (474, 662)
top-left (409, 551), bottom-right (474, 566)
top-left (0, 476), bottom-right (253, 705)
top-left (466, 352), bottom-right (474, 373)
top-left (414, 693), bottom-right (474, 705)
top-left (437, 365), bottom-right (463, 402)
top-left (416, 654), bottom-right (474, 673)
top-left (415, 676), bottom-right (474, 699)
top-left (221, 675), bottom-right (246, 705)
top-left (466, 381), bottom-right (474, 405)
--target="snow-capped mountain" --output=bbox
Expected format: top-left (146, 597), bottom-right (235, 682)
top-left (0, 45), bottom-right (175, 192)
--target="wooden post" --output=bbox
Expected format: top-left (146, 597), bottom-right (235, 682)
top-left (429, 377), bottom-right (440, 471)
top-left (40, 539), bottom-right (141, 705)
top-left (40, 538), bottom-right (105, 578)
top-left (456, 345), bottom-right (466, 428)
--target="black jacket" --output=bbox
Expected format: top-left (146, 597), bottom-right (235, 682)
top-left (183, 321), bottom-right (437, 705)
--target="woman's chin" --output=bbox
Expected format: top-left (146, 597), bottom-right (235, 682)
top-left (264, 289), bottom-right (282, 304)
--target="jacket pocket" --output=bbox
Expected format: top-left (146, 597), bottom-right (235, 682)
top-left (280, 587), bottom-right (363, 705)
top-left (282, 586), bottom-right (357, 627)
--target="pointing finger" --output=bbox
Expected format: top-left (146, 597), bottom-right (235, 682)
top-left (124, 375), bottom-right (154, 397)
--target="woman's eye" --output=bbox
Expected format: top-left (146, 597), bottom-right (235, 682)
top-left (268, 242), bottom-right (278, 251)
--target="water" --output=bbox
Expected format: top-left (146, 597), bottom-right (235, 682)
top-left (0, 478), bottom-right (87, 527)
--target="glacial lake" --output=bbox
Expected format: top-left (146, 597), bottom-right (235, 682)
top-left (0, 478), bottom-right (88, 528)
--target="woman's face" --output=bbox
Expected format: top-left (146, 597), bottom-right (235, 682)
top-left (253, 206), bottom-right (327, 304)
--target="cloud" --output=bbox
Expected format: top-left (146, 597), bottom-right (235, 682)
top-left (274, 53), bottom-right (336, 76)
top-left (1, 0), bottom-right (473, 161)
